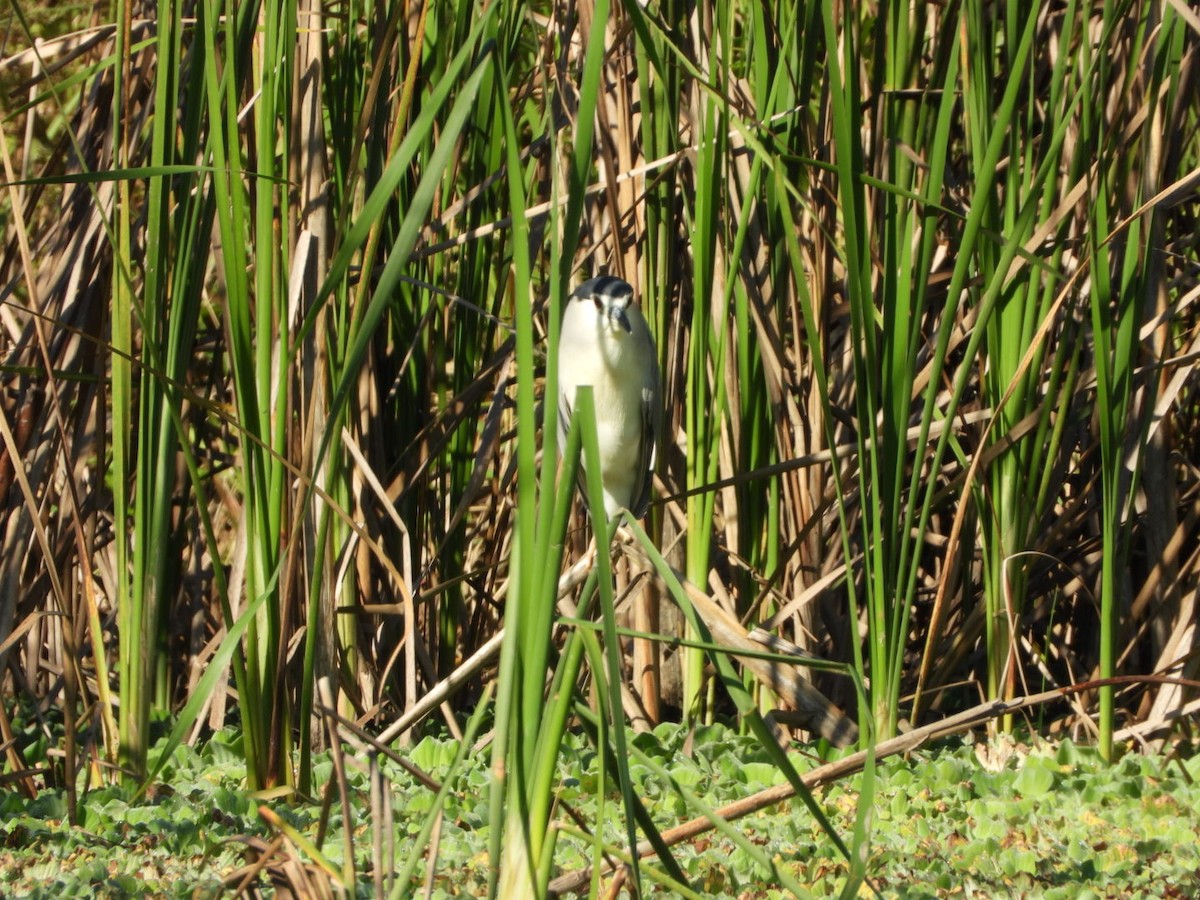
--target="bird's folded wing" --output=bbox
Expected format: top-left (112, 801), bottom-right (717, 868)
top-left (628, 392), bottom-right (658, 519)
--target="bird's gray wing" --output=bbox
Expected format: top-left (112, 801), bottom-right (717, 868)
top-left (557, 385), bottom-right (594, 515)
top-left (629, 381), bottom-right (661, 519)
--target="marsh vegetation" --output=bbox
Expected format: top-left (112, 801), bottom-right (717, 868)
top-left (1, 0), bottom-right (1197, 894)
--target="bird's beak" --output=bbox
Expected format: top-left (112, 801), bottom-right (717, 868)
top-left (608, 305), bottom-right (633, 334)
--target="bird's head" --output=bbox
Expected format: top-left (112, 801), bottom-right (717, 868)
top-left (570, 275), bottom-right (636, 334)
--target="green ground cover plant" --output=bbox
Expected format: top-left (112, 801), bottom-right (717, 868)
top-left (2, 724), bottom-right (1199, 897)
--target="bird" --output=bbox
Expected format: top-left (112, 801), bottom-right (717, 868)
top-left (556, 275), bottom-right (662, 521)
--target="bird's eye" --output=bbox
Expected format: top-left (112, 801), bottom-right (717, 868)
top-left (592, 297), bottom-right (603, 312)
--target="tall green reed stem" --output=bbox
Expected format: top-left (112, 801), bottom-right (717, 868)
top-left (490, 3), bottom-right (613, 892)
top-left (1083, 2), bottom-right (1184, 758)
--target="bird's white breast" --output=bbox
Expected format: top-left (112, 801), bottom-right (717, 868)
top-left (558, 302), bottom-right (655, 515)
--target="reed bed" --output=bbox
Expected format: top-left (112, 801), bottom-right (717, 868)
top-left (1, 0), bottom-right (1197, 893)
